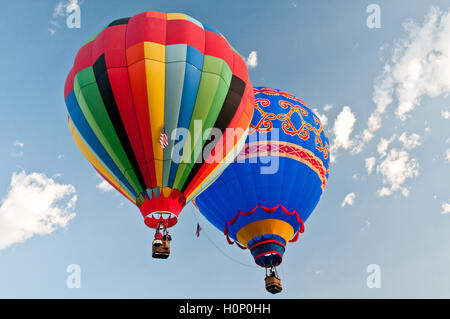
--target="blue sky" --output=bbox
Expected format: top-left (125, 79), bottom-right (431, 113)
top-left (0, 0), bottom-right (449, 298)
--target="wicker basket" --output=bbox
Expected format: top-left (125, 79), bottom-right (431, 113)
top-left (265, 275), bottom-right (282, 294)
top-left (152, 239), bottom-right (170, 259)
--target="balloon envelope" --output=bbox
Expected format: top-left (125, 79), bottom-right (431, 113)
top-left (195, 87), bottom-right (330, 267)
top-left (64, 11), bottom-right (254, 228)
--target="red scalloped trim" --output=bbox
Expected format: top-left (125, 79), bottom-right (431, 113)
top-left (223, 204), bottom-right (305, 248)
top-left (226, 235), bottom-right (247, 250)
top-left (139, 189), bottom-right (186, 229)
top-left (289, 219), bottom-right (305, 243)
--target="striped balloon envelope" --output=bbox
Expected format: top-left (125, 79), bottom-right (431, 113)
top-left (195, 87), bottom-right (330, 268)
top-left (64, 11), bottom-right (254, 229)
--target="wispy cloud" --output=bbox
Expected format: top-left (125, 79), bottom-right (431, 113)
top-left (13, 141), bottom-right (24, 148)
top-left (0, 171), bottom-right (77, 251)
top-left (377, 134), bottom-right (396, 158)
top-left (11, 140), bottom-right (24, 157)
top-left (360, 220), bottom-right (371, 232)
top-left (442, 202), bottom-right (450, 214)
top-left (354, 7), bottom-right (450, 153)
top-left (48, 0), bottom-right (81, 35)
top-left (341, 192), bottom-right (356, 207)
top-left (398, 132), bottom-right (422, 150)
top-left (97, 180), bottom-right (114, 192)
top-left (312, 108), bottom-right (328, 126)
top-left (95, 172), bottom-right (113, 192)
top-left (330, 106), bottom-right (356, 162)
top-left (365, 157), bottom-right (376, 175)
top-left (323, 104), bottom-right (334, 112)
top-left (245, 51), bottom-right (258, 69)
top-left (441, 110), bottom-right (450, 119)
top-left (391, 8), bottom-right (450, 120)
top-left (376, 149), bottom-right (419, 197)
top-left (52, 1), bottom-right (65, 19)
top-left (424, 120), bottom-right (431, 133)
top-left (96, 173), bottom-right (114, 193)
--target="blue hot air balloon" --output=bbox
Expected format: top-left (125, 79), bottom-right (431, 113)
top-left (194, 87), bottom-right (330, 293)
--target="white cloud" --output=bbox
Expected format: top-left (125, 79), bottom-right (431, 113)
top-left (360, 220), bottom-right (371, 232)
top-left (312, 108), bottom-right (328, 126)
top-left (376, 148), bottom-right (419, 197)
top-left (323, 104), bottom-right (334, 112)
top-left (52, 2), bottom-right (65, 19)
top-left (395, 10), bottom-right (450, 119)
top-left (365, 157), bottom-right (376, 175)
top-left (424, 120), bottom-right (431, 133)
top-left (96, 173), bottom-right (114, 192)
top-left (391, 7), bottom-right (450, 120)
top-left (441, 110), bottom-right (450, 119)
top-left (0, 171), bottom-right (77, 251)
top-left (13, 141), bottom-right (24, 148)
top-left (341, 193), bottom-right (356, 207)
top-left (377, 134), bottom-right (396, 158)
top-left (354, 7), bottom-right (450, 152)
top-left (49, 0), bottom-right (80, 35)
top-left (442, 202), bottom-right (450, 214)
top-left (245, 51), bottom-right (258, 69)
top-left (48, 27), bottom-right (57, 36)
top-left (97, 180), bottom-right (114, 192)
top-left (11, 140), bottom-right (24, 157)
top-left (366, 65), bottom-right (394, 140)
top-left (445, 149), bottom-right (450, 162)
top-left (398, 132), bottom-right (422, 150)
top-left (330, 106), bottom-right (356, 161)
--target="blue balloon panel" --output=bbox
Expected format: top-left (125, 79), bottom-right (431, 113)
top-left (196, 87), bottom-right (330, 267)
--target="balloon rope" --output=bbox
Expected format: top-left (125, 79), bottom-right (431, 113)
top-left (191, 206), bottom-right (259, 269)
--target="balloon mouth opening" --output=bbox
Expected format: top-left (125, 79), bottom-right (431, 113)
top-left (255, 252), bottom-right (283, 268)
top-left (249, 236), bottom-right (286, 268)
top-left (139, 190), bottom-right (186, 229)
top-left (144, 211), bottom-right (178, 229)
top-left (254, 252), bottom-right (284, 268)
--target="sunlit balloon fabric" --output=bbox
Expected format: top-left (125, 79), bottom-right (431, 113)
top-left (64, 11), bottom-right (254, 229)
top-left (195, 87), bottom-right (330, 267)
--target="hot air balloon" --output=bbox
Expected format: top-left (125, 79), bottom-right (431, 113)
top-left (64, 11), bottom-right (254, 258)
top-left (194, 87), bottom-right (330, 293)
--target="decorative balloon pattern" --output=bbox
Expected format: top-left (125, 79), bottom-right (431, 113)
top-left (64, 11), bottom-right (254, 229)
top-left (195, 87), bottom-right (331, 268)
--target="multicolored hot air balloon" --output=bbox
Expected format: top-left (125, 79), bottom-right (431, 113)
top-left (64, 11), bottom-right (254, 257)
top-left (195, 87), bottom-right (330, 293)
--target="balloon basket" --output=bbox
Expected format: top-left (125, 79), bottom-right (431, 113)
top-left (152, 222), bottom-right (171, 259)
top-left (152, 239), bottom-right (170, 259)
top-left (265, 267), bottom-right (282, 294)
top-left (265, 275), bottom-right (282, 294)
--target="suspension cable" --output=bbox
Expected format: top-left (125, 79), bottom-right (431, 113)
top-left (191, 206), bottom-right (259, 269)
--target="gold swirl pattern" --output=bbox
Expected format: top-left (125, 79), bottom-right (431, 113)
top-left (250, 97), bottom-right (330, 160)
